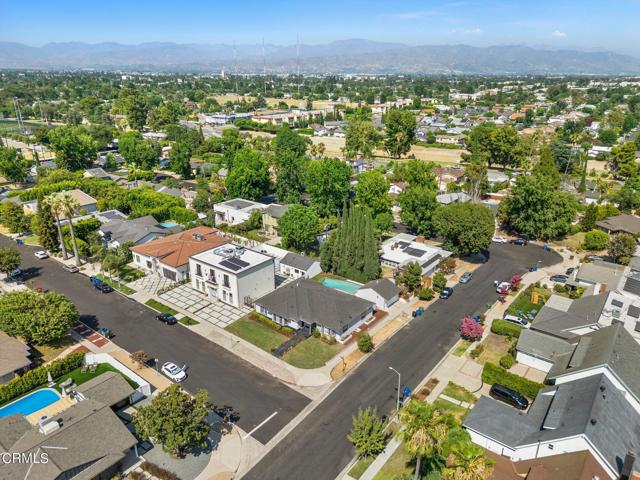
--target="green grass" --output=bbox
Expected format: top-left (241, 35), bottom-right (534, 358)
top-left (442, 382), bottom-right (476, 404)
top-left (506, 285), bottom-right (551, 317)
top-left (118, 265), bottom-right (145, 282)
top-left (145, 299), bottom-right (179, 315)
top-left (557, 231), bottom-right (586, 252)
top-left (349, 457), bottom-right (375, 479)
top-left (96, 274), bottom-right (136, 295)
top-left (23, 235), bottom-right (41, 246)
top-left (31, 335), bottom-right (77, 363)
top-left (54, 363), bottom-right (139, 391)
top-left (226, 318), bottom-right (289, 353)
top-left (433, 398), bottom-right (471, 422)
top-left (179, 316), bottom-right (199, 326)
top-left (452, 340), bottom-right (470, 357)
top-left (283, 337), bottom-right (342, 369)
top-left (373, 444), bottom-right (423, 480)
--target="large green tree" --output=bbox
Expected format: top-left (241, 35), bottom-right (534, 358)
top-left (355, 170), bottom-right (392, 219)
top-left (169, 141), bottom-right (193, 178)
top-left (275, 150), bottom-right (306, 204)
top-left (133, 385), bottom-right (211, 457)
top-left (347, 407), bottom-right (388, 459)
top-left (394, 159), bottom-right (438, 188)
top-left (278, 204), bottom-right (319, 252)
top-left (433, 203), bottom-right (495, 255)
top-left (609, 142), bottom-right (638, 179)
top-left (306, 157), bottom-right (352, 217)
top-left (0, 290), bottom-right (78, 345)
top-left (398, 185), bottom-right (439, 236)
top-left (396, 261), bottom-right (423, 293)
top-left (0, 202), bottom-right (29, 233)
top-left (609, 233), bottom-right (637, 264)
top-left (499, 174), bottom-right (577, 240)
top-left (0, 147), bottom-right (30, 183)
top-left (0, 247), bottom-right (21, 278)
top-left (48, 126), bottom-right (97, 171)
top-left (384, 108), bottom-right (416, 158)
top-left (225, 148), bottom-right (271, 200)
top-left (273, 125), bottom-right (310, 158)
top-left (344, 118), bottom-right (380, 160)
top-left (119, 132), bottom-right (160, 170)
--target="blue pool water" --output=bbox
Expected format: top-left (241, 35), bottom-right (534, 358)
top-left (321, 278), bottom-right (361, 294)
top-left (159, 221), bottom-right (179, 228)
top-left (0, 389), bottom-right (61, 417)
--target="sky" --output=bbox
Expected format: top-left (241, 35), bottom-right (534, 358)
top-left (1, 0), bottom-right (639, 57)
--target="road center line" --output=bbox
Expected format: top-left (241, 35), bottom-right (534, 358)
top-left (243, 411), bottom-right (278, 439)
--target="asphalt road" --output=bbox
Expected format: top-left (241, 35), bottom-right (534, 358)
top-left (244, 243), bottom-right (562, 480)
top-left (0, 235), bottom-right (309, 444)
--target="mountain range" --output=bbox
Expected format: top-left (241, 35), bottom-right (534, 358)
top-left (1, 39), bottom-right (639, 75)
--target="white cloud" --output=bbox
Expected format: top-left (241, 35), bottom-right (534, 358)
top-left (552, 30), bottom-right (567, 38)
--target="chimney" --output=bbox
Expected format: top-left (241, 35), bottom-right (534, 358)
top-left (416, 235), bottom-right (425, 244)
top-left (621, 450), bottom-right (636, 480)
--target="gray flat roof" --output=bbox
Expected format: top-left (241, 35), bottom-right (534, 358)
top-left (359, 278), bottom-right (401, 301)
top-left (280, 252), bottom-right (318, 271)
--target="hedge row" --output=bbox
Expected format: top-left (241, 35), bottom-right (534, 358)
top-left (491, 319), bottom-right (524, 338)
top-left (0, 351), bottom-right (85, 405)
top-left (481, 362), bottom-right (544, 399)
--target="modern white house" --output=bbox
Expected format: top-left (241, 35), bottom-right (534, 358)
top-left (356, 278), bottom-right (401, 310)
top-left (213, 198), bottom-right (267, 226)
top-left (380, 233), bottom-right (452, 276)
top-left (190, 244), bottom-right (275, 308)
top-left (279, 252), bottom-right (322, 279)
top-left (254, 278), bottom-right (375, 343)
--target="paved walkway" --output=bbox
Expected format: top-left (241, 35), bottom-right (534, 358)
top-left (358, 438), bottom-right (402, 480)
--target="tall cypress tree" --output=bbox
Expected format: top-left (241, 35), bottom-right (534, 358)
top-left (37, 199), bottom-right (60, 253)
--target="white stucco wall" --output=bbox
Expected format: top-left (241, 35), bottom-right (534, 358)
top-left (515, 351), bottom-right (554, 372)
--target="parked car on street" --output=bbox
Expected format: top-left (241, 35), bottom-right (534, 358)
top-left (8, 268), bottom-right (22, 280)
top-left (495, 281), bottom-right (511, 294)
top-left (439, 287), bottom-right (453, 299)
top-left (489, 384), bottom-right (529, 410)
top-left (90, 276), bottom-right (113, 293)
top-left (161, 362), bottom-right (187, 382)
top-left (550, 274), bottom-right (569, 283)
top-left (156, 313), bottom-right (178, 325)
top-left (509, 238), bottom-right (528, 246)
top-left (63, 264), bottom-right (79, 273)
top-left (492, 236), bottom-right (508, 243)
top-left (459, 272), bottom-right (473, 284)
top-left (34, 250), bottom-right (49, 259)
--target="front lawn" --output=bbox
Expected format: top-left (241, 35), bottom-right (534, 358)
top-left (145, 299), bottom-right (179, 315)
top-left (118, 265), bottom-right (145, 282)
top-left (31, 335), bottom-right (77, 363)
top-left (96, 274), bottom-right (136, 295)
top-left (432, 398), bottom-right (470, 422)
top-left (179, 316), bottom-right (199, 326)
top-left (372, 443), bottom-right (443, 480)
top-left (283, 337), bottom-right (342, 369)
top-left (225, 318), bottom-right (289, 353)
top-left (557, 231), bottom-right (586, 252)
top-left (506, 285), bottom-right (551, 318)
top-left (442, 382), bottom-right (476, 404)
top-left (54, 363), bottom-right (139, 391)
top-left (23, 235), bottom-right (41, 246)
top-left (452, 340), bottom-right (470, 357)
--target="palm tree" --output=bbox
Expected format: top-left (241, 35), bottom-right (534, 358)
top-left (45, 194), bottom-right (69, 260)
top-left (398, 402), bottom-right (453, 480)
top-left (442, 427), bottom-right (493, 480)
top-left (53, 192), bottom-right (82, 266)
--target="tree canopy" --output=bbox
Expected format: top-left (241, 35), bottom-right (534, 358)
top-left (225, 148), bottom-right (271, 200)
top-left (306, 157), bottom-right (352, 217)
top-left (384, 108), bottom-right (416, 158)
top-left (398, 185), bottom-right (439, 236)
top-left (49, 126), bottom-right (97, 171)
top-left (433, 203), bottom-right (495, 255)
top-left (278, 204), bottom-right (319, 252)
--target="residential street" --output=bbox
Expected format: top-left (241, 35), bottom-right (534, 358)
top-left (0, 234), bottom-right (310, 445)
top-left (243, 243), bottom-right (562, 480)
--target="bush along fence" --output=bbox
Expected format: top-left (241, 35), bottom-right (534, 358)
top-left (481, 362), bottom-right (544, 399)
top-left (490, 319), bottom-right (524, 338)
top-left (0, 351), bottom-right (85, 405)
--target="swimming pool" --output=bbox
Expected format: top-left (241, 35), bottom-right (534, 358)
top-left (159, 221), bottom-right (179, 228)
top-left (321, 278), bottom-right (361, 295)
top-left (0, 388), bottom-right (61, 418)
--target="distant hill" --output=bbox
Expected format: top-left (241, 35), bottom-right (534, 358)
top-left (1, 39), bottom-right (639, 75)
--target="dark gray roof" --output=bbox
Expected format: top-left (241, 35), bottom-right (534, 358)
top-left (532, 293), bottom-right (608, 339)
top-left (280, 252), bottom-right (319, 271)
top-left (0, 399), bottom-right (137, 480)
top-left (516, 329), bottom-right (575, 362)
top-left (255, 278), bottom-right (374, 333)
top-left (596, 214), bottom-right (640, 234)
top-left (222, 198), bottom-right (260, 210)
top-left (547, 323), bottom-right (640, 402)
top-left (359, 278), bottom-right (401, 301)
top-left (0, 331), bottom-right (31, 377)
top-left (464, 374), bottom-right (640, 477)
top-left (573, 260), bottom-right (625, 290)
top-left (264, 204), bottom-right (291, 219)
top-left (100, 215), bottom-right (167, 245)
top-left (76, 371), bottom-right (134, 407)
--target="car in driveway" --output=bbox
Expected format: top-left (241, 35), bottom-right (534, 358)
top-left (502, 314), bottom-right (531, 328)
top-left (161, 362), bottom-right (187, 382)
top-left (62, 264), bottom-right (79, 273)
top-left (549, 274), bottom-right (569, 283)
top-left (459, 272), bottom-right (473, 284)
top-left (565, 267), bottom-right (575, 275)
top-left (489, 384), bottom-right (529, 410)
top-left (492, 236), bottom-right (508, 243)
top-left (34, 250), bottom-right (49, 259)
top-left (156, 313), bottom-right (178, 325)
top-left (586, 254), bottom-right (604, 262)
top-left (439, 287), bottom-right (453, 299)
top-left (509, 238), bottom-right (528, 246)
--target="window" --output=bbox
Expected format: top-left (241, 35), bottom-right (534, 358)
top-left (146, 261), bottom-right (152, 269)
top-left (209, 269), bottom-right (216, 283)
top-left (222, 290), bottom-right (228, 302)
top-left (162, 268), bottom-right (177, 281)
top-left (229, 293), bottom-right (233, 304)
top-left (223, 274), bottom-right (230, 288)
top-left (134, 254), bottom-right (140, 263)
top-left (196, 264), bottom-right (202, 277)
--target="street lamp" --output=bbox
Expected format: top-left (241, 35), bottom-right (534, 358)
top-left (389, 366), bottom-right (401, 413)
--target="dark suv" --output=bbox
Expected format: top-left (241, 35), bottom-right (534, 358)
top-left (156, 313), bottom-right (178, 325)
top-left (489, 384), bottom-right (529, 410)
top-left (439, 287), bottom-right (453, 299)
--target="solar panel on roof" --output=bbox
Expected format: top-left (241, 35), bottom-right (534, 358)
top-left (229, 257), bottom-right (249, 268)
top-left (219, 259), bottom-right (242, 271)
top-left (612, 299), bottom-right (624, 308)
top-left (404, 247), bottom-right (426, 257)
top-left (396, 241), bottom-right (410, 248)
top-left (628, 305), bottom-right (640, 318)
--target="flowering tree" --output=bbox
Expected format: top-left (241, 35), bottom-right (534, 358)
top-left (510, 275), bottom-right (523, 291)
top-left (459, 317), bottom-right (484, 341)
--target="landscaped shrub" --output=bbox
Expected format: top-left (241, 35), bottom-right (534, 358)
top-left (499, 354), bottom-right (515, 369)
top-left (491, 319), bottom-right (524, 338)
top-left (469, 344), bottom-right (484, 359)
top-left (432, 272), bottom-right (447, 292)
top-left (583, 229), bottom-right (610, 251)
top-left (249, 311), bottom-right (296, 336)
top-left (312, 327), bottom-right (321, 338)
top-left (482, 362), bottom-right (544, 399)
top-left (0, 351), bottom-right (85, 404)
top-left (140, 462), bottom-right (179, 480)
top-left (418, 288), bottom-right (434, 301)
top-left (357, 333), bottom-right (374, 353)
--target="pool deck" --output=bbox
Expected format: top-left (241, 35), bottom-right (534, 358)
top-left (25, 396), bottom-right (76, 425)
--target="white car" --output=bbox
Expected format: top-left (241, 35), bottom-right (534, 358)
top-left (496, 281), bottom-right (511, 293)
top-left (161, 362), bottom-right (187, 382)
top-left (503, 314), bottom-right (531, 329)
top-left (34, 250), bottom-right (49, 259)
top-left (492, 236), bottom-right (508, 243)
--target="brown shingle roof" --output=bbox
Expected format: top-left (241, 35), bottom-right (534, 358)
top-left (130, 226), bottom-right (228, 268)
